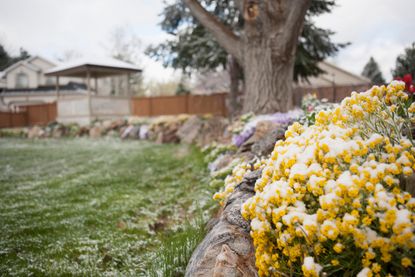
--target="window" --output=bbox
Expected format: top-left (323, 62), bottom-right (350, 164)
top-left (15, 72), bottom-right (29, 88)
top-left (45, 77), bottom-right (55, 86)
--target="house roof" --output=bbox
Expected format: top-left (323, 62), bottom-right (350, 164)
top-left (45, 57), bottom-right (142, 78)
top-left (0, 55), bottom-right (57, 77)
top-left (26, 55), bottom-right (57, 67)
top-left (1, 59), bottom-right (41, 74)
top-left (298, 61), bottom-right (371, 88)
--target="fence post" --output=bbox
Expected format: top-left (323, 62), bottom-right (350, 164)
top-left (46, 104), bottom-right (50, 124)
top-left (185, 94), bottom-right (189, 114)
top-left (223, 93), bottom-right (227, 116)
top-left (149, 97), bottom-right (153, 116)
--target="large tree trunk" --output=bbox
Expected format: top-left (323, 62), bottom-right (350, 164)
top-left (240, 0), bottom-right (309, 113)
top-left (227, 55), bottom-right (243, 118)
top-left (242, 40), bottom-right (295, 113)
top-left (184, 0), bottom-right (310, 114)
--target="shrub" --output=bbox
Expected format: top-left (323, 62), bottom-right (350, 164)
top-left (242, 82), bottom-right (415, 276)
top-left (213, 159), bottom-right (266, 205)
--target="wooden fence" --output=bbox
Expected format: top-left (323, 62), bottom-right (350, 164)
top-left (0, 102), bottom-right (57, 128)
top-left (131, 93), bottom-right (227, 117)
top-left (293, 84), bottom-right (370, 106)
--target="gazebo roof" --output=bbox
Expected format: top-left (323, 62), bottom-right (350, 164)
top-left (45, 57), bottom-right (142, 78)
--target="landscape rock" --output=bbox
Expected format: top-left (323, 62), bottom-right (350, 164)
top-left (139, 125), bottom-right (149, 140)
top-left (155, 125), bottom-right (180, 144)
top-left (402, 174), bottom-right (415, 197)
top-left (239, 120), bottom-right (282, 154)
top-left (121, 125), bottom-right (140, 139)
top-left (28, 126), bottom-right (45, 139)
top-left (89, 126), bottom-right (103, 138)
top-left (177, 115), bottom-right (204, 144)
top-left (102, 120), bottom-right (113, 130)
top-left (78, 127), bottom-right (90, 137)
top-left (185, 170), bottom-right (261, 277)
top-left (208, 154), bottom-right (234, 173)
top-left (251, 127), bottom-right (286, 157)
top-left (121, 125), bottom-right (134, 139)
top-left (52, 125), bottom-right (65, 138)
top-left (195, 117), bottom-right (229, 147)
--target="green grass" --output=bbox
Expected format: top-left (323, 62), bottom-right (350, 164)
top-left (0, 138), bottom-right (214, 276)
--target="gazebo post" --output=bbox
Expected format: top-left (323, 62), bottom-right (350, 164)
top-left (126, 73), bottom-right (130, 96)
top-left (55, 76), bottom-right (60, 100)
top-left (86, 69), bottom-right (92, 118)
top-left (94, 76), bottom-right (98, 95)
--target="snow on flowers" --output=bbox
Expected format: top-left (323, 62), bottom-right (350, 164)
top-left (242, 81), bottom-right (415, 276)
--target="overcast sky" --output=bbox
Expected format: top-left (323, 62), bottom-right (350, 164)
top-left (0, 0), bottom-right (414, 82)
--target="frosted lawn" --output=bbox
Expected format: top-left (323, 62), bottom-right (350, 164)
top-left (0, 138), bottom-right (213, 276)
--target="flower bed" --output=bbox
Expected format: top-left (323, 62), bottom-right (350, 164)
top-left (241, 82), bottom-right (415, 276)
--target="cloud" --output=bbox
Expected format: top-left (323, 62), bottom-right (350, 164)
top-left (315, 0), bottom-right (415, 81)
top-left (0, 0), bottom-right (177, 81)
top-left (0, 0), bottom-right (414, 82)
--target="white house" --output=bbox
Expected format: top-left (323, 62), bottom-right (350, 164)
top-left (1, 56), bottom-right (62, 89)
top-left (0, 55), bottom-right (142, 111)
top-left (0, 56), bottom-right (87, 109)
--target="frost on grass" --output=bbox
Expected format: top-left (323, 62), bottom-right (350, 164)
top-left (0, 138), bottom-right (213, 275)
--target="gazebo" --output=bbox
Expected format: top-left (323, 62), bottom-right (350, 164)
top-left (45, 57), bottom-right (142, 125)
top-left (45, 57), bottom-right (142, 96)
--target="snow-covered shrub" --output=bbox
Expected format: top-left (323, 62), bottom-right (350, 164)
top-left (202, 143), bottom-right (237, 163)
top-left (242, 82), bottom-right (415, 276)
top-left (300, 93), bottom-right (337, 126)
top-left (213, 159), bottom-right (266, 205)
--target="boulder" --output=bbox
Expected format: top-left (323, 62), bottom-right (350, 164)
top-left (177, 116), bottom-right (204, 144)
top-left (121, 125), bottom-right (140, 139)
top-left (110, 119), bottom-right (126, 130)
top-left (185, 170), bottom-right (261, 277)
top-left (139, 125), bottom-right (149, 140)
top-left (238, 121), bottom-right (280, 152)
top-left (195, 117), bottom-right (229, 147)
top-left (208, 154), bottom-right (234, 173)
top-left (250, 127), bottom-right (286, 157)
top-left (28, 126), bottom-right (45, 139)
top-left (52, 126), bottom-right (65, 138)
top-left (155, 126), bottom-right (180, 144)
top-left (239, 121), bottom-right (286, 156)
top-left (89, 126), bottom-right (102, 138)
top-left (402, 174), bottom-right (415, 197)
top-left (77, 127), bottom-right (90, 137)
top-left (102, 120), bottom-right (113, 130)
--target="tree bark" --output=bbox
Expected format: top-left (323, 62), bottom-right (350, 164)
top-left (241, 0), bottom-right (310, 113)
top-left (227, 55), bottom-right (243, 118)
top-left (184, 0), bottom-right (310, 114)
top-left (183, 0), bottom-right (242, 64)
top-left (242, 40), bottom-right (295, 113)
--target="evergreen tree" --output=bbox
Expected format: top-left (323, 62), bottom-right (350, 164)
top-left (0, 45), bottom-right (30, 71)
top-left (0, 44), bottom-right (12, 71)
top-left (147, 0), bottom-right (347, 113)
top-left (392, 43), bottom-right (415, 80)
top-left (362, 57), bottom-right (385, 85)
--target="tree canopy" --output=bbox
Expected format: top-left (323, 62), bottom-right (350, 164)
top-left (392, 42), bottom-right (415, 80)
top-left (0, 45), bottom-right (30, 71)
top-left (147, 0), bottom-right (347, 82)
top-left (361, 57), bottom-right (385, 85)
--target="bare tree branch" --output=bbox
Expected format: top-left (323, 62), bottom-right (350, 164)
top-left (183, 0), bottom-right (242, 64)
top-left (284, 0), bottom-right (311, 41)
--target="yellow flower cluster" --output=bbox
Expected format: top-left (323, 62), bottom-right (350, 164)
top-left (242, 81), bottom-right (415, 276)
top-left (213, 159), bottom-right (266, 205)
